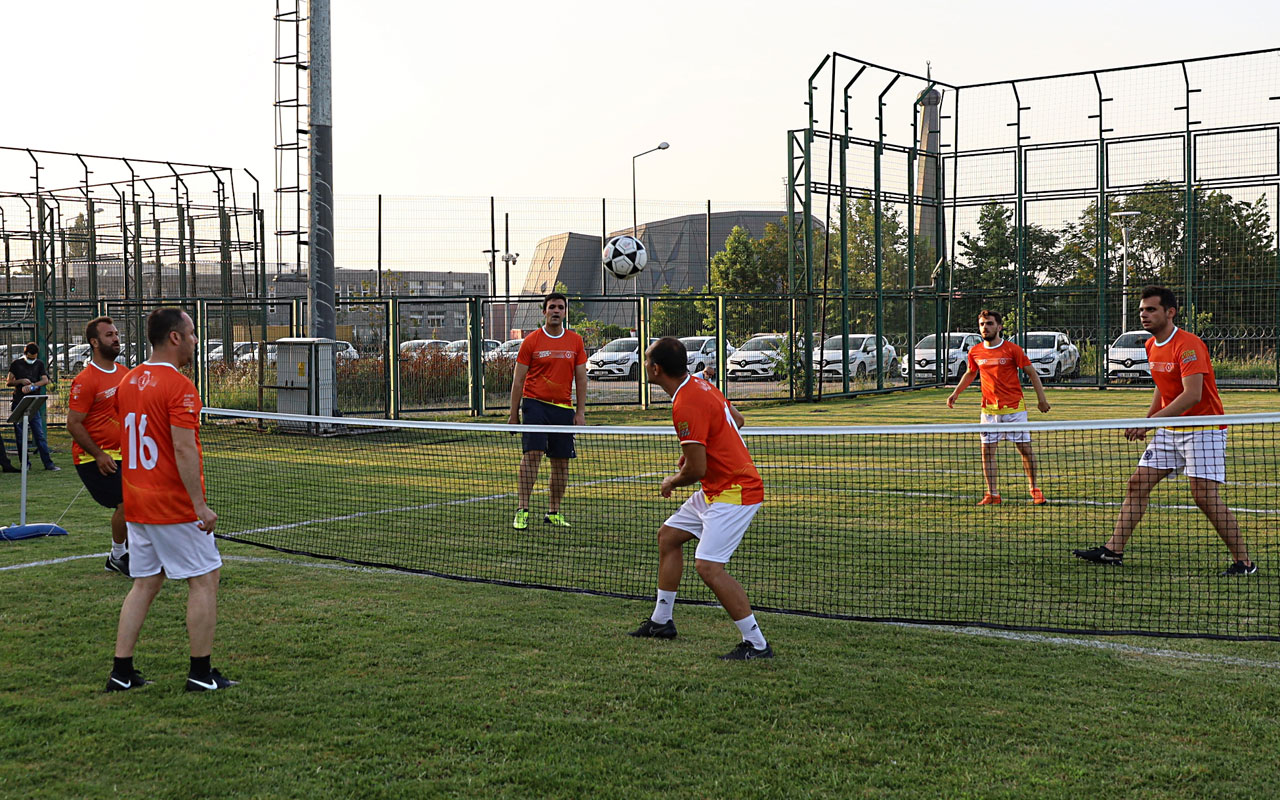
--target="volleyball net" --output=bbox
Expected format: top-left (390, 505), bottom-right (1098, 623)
top-left (201, 408), bottom-right (1280, 640)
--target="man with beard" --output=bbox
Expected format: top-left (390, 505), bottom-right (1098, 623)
top-left (67, 316), bottom-right (130, 575)
top-left (946, 310), bottom-right (1052, 506)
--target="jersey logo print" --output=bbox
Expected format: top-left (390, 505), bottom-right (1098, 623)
top-left (1181, 349), bottom-right (1198, 364)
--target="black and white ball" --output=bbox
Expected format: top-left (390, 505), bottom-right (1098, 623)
top-left (602, 235), bottom-right (648, 279)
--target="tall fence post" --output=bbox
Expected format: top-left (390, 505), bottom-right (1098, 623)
top-left (638, 295), bottom-right (650, 410)
top-left (468, 296), bottom-right (484, 417)
top-left (389, 297), bottom-right (401, 419)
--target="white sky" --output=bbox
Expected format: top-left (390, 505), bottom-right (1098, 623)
top-left (3, 0), bottom-right (1278, 281)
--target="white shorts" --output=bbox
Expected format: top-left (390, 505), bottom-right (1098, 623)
top-left (127, 521), bottom-right (223, 580)
top-left (1139, 428), bottom-right (1227, 483)
top-left (662, 489), bottom-right (761, 564)
top-left (980, 411), bottom-right (1031, 444)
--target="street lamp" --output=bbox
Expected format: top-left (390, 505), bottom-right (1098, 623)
top-left (632, 142), bottom-right (670, 238)
top-left (1111, 211), bottom-right (1140, 331)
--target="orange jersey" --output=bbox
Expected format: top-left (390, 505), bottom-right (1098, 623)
top-left (517, 327), bottom-right (587, 408)
top-left (1146, 328), bottom-right (1224, 420)
top-left (117, 362), bottom-right (205, 525)
top-left (671, 376), bottom-right (764, 505)
top-left (967, 340), bottom-right (1031, 414)
top-left (67, 362), bottom-right (125, 465)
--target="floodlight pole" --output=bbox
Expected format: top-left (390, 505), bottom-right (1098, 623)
top-left (632, 142), bottom-right (670, 237)
top-left (1111, 211), bottom-right (1140, 331)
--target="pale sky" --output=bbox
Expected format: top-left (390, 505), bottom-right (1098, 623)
top-left (3, 0), bottom-right (1278, 281)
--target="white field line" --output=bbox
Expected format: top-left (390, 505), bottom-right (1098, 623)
top-left (218, 471), bottom-right (665, 539)
top-left (7, 551), bottom-right (1280, 670)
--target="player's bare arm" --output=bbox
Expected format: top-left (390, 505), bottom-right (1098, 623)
top-left (508, 362), bottom-right (530, 424)
top-left (172, 425), bottom-right (216, 533)
top-left (573, 363), bottom-right (587, 426)
top-left (66, 408), bottom-right (116, 475)
top-left (1149, 373), bottom-right (1204, 420)
top-left (662, 443), bottom-right (707, 498)
top-left (946, 368), bottom-right (978, 408)
top-left (1125, 386), bottom-right (1167, 440)
top-left (728, 404), bottom-right (745, 430)
top-left (1023, 367), bottom-right (1051, 413)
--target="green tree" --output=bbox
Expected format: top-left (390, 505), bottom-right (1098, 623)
top-left (649, 285), bottom-right (704, 338)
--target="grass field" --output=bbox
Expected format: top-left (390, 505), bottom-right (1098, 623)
top-left (4, 387), bottom-right (1280, 798)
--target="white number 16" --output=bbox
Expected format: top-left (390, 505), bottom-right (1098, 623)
top-left (124, 412), bottom-right (159, 470)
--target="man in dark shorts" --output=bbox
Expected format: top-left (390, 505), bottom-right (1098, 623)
top-left (66, 317), bottom-right (129, 576)
top-left (507, 292), bottom-right (588, 529)
top-left (6, 342), bottom-right (59, 471)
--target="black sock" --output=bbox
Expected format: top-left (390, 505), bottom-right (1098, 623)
top-left (113, 656), bottom-right (133, 676)
top-left (190, 655), bottom-right (211, 678)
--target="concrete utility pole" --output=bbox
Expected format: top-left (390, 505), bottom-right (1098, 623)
top-left (309, 0), bottom-right (336, 339)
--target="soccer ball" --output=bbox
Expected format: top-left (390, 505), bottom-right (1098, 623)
top-left (602, 235), bottom-right (648, 279)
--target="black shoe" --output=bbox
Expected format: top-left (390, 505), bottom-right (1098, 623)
top-left (104, 669), bottom-right (152, 693)
top-left (1, 463), bottom-right (18, 474)
top-left (44, 464), bottom-right (61, 472)
top-left (720, 641), bottom-right (774, 660)
top-left (628, 618), bottom-right (677, 639)
top-left (185, 668), bottom-right (239, 692)
top-left (1072, 545), bottom-right (1123, 565)
top-left (105, 552), bottom-right (131, 577)
top-left (1221, 560), bottom-right (1258, 577)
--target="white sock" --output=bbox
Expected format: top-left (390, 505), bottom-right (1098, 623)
top-left (734, 614), bottom-right (767, 649)
top-left (651, 589), bottom-right (677, 624)
top-left (111, 541), bottom-right (127, 559)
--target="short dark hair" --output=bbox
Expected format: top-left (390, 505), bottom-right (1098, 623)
top-left (147, 307), bottom-right (188, 348)
top-left (1141, 285), bottom-right (1178, 311)
top-left (648, 336), bottom-right (688, 378)
top-left (24, 341), bottom-right (38, 356)
top-left (978, 309), bottom-right (1003, 325)
top-left (542, 292), bottom-right (568, 311)
top-left (86, 316), bottom-right (115, 343)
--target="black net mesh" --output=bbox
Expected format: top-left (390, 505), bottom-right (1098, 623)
top-left (203, 408), bottom-right (1280, 640)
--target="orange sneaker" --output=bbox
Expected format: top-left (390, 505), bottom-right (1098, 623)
top-left (977, 493), bottom-right (1002, 506)
top-left (1030, 488), bottom-right (1047, 505)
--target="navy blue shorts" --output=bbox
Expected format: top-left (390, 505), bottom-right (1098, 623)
top-left (521, 398), bottom-right (576, 459)
top-left (75, 461), bottom-right (124, 508)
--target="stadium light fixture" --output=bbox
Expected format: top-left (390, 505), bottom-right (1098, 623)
top-left (1111, 211), bottom-right (1141, 330)
top-left (633, 142), bottom-right (671, 239)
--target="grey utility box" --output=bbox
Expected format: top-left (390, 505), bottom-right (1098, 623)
top-left (276, 338), bottom-right (338, 430)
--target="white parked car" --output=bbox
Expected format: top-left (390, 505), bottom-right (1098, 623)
top-left (208, 341), bottom-right (257, 363)
top-left (587, 337), bottom-right (656, 380)
top-left (443, 339), bottom-right (501, 362)
top-left (813, 334), bottom-right (897, 380)
top-left (1022, 331), bottom-right (1080, 380)
top-left (1107, 330), bottom-right (1154, 381)
top-left (899, 332), bottom-right (982, 380)
top-left (727, 334), bottom-right (787, 381)
top-left (239, 340), bottom-right (358, 365)
top-left (399, 339), bottom-right (451, 355)
top-left (679, 336), bottom-right (735, 374)
top-left (63, 343), bottom-right (92, 372)
top-left (487, 338), bottom-right (524, 361)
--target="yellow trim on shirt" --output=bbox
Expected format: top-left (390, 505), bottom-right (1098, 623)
top-left (73, 448), bottom-right (122, 465)
top-left (705, 484), bottom-right (745, 505)
top-left (981, 400), bottom-right (1025, 415)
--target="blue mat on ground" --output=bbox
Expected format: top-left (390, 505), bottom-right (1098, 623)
top-left (1, 524), bottom-right (69, 540)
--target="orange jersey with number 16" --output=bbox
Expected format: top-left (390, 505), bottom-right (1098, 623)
top-left (117, 362), bottom-right (204, 525)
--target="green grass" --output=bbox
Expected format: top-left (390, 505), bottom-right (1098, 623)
top-left (4, 388), bottom-right (1280, 798)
